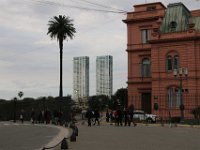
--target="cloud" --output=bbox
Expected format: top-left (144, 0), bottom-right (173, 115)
top-left (0, 0), bottom-right (200, 99)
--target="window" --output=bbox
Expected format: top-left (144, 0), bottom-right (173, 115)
top-left (169, 21), bottom-right (177, 32)
top-left (175, 88), bottom-right (181, 107)
top-left (141, 58), bottom-right (150, 77)
top-left (147, 6), bottom-right (156, 11)
top-left (166, 56), bottom-right (172, 71)
top-left (174, 55), bottom-right (179, 70)
top-left (168, 87), bottom-right (181, 108)
top-left (168, 88), bottom-right (173, 107)
top-left (166, 54), bottom-right (179, 71)
top-left (141, 29), bottom-right (149, 44)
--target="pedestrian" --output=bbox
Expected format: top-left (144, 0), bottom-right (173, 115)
top-left (106, 110), bottom-right (110, 123)
top-left (124, 108), bottom-right (129, 126)
top-left (31, 109), bottom-right (35, 124)
top-left (85, 109), bottom-right (93, 127)
top-left (45, 109), bottom-right (51, 124)
top-left (115, 107), bottom-right (122, 126)
top-left (109, 110), bottom-right (114, 125)
top-left (93, 109), bottom-right (100, 125)
top-left (20, 114), bottom-right (24, 124)
top-left (38, 110), bottom-right (42, 124)
top-left (129, 107), bottom-right (137, 126)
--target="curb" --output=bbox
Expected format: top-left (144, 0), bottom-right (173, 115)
top-left (39, 125), bottom-right (70, 149)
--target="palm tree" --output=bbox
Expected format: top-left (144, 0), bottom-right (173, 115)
top-left (47, 15), bottom-right (76, 99)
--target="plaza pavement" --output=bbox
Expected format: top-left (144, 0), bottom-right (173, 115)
top-left (0, 121), bottom-right (70, 150)
top-left (1, 120), bottom-right (200, 150)
top-left (68, 121), bottom-right (200, 150)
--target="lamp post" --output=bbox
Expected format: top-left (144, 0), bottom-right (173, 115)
top-left (13, 97), bottom-right (17, 123)
top-left (173, 67), bottom-right (188, 122)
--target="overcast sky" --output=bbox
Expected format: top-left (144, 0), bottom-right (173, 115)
top-left (0, 0), bottom-right (200, 100)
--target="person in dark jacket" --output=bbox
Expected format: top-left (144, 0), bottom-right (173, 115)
top-left (124, 108), bottom-right (129, 126)
top-left (85, 109), bottom-right (93, 127)
top-left (93, 109), bottom-right (100, 125)
top-left (116, 107), bottom-right (123, 126)
top-left (106, 110), bottom-right (110, 123)
top-left (129, 107), bottom-right (137, 126)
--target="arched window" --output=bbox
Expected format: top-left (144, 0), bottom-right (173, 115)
top-left (141, 58), bottom-right (150, 77)
top-left (166, 54), bottom-right (180, 71)
top-left (168, 87), bottom-right (181, 108)
top-left (174, 55), bottom-right (179, 70)
top-left (175, 88), bottom-right (181, 107)
top-left (168, 87), bottom-right (173, 107)
top-left (166, 56), bottom-right (172, 71)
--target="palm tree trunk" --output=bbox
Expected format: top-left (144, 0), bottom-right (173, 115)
top-left (59, 39), bottom-right (63, 99)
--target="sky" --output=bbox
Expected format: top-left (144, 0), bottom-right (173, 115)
top-left (0, 0), bottom-right (200, 100)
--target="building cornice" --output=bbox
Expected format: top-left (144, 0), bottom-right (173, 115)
top-left (126, 48), bottom-right (151, 52)
top-left (149, 36), bottom-right (200, 44)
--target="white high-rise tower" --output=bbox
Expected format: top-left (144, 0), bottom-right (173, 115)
top-left (73, 56), bottom-right (89, 102)
top-left (96, 55), bottom-right (113, 97)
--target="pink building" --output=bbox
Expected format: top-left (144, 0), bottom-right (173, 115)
top-left (123, 2), bottom-right (200, 120)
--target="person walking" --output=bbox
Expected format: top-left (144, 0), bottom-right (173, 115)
top-left (20, 114), bottom-right (24, 124)
top-left (129, 107), bottom-right (137, 127)
top-left (106, 110), bottom-right (110, 123)
top-left (124, 108), bottom-right (129, 126)
top-left (93, 109), bottom-right (100, 125)
top-left (85, 109), bottom-right (93, 127)
top-left (116, 107), bottom-right (123, 126)
top-left (31, 109), bottom-right (35, 124)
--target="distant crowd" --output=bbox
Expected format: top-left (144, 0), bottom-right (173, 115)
top-left (84, 107), bottom-right (137, 127)
top-left (19, 108), bottom-right (67, 125)
top-left (105, 107), bottom-right (137, 126)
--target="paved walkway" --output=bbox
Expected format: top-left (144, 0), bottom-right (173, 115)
top-left (0, 121), bottom-right (69, 150)
top-left (68, 122), bottom-right (200, 150)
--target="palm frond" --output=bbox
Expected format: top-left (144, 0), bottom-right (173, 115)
top-left (47, 15), bottom-right (76, 41)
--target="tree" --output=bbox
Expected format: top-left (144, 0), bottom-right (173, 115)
top-left (47, 15), bottom-right (76, 99)
top-left (114, 88), bottom-right (128, 108)
top-left (88, 95), bottom-right (109, 111)
top-left (18, 91), bottom-right (24, 99)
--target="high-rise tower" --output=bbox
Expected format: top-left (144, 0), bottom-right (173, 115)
top-left (73, 56), bottom-right (89, 102)
top-left (96, 55), bottom-right (113, 97)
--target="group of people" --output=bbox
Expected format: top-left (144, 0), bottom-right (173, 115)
top-left (85, 109), bottom-right (100, 126)
top-left (106, 107), bottom-right (137, 127)
top-left (30, 109), bottom-right (52, 124)
top-left (84, 107), bottom-right (137, 127)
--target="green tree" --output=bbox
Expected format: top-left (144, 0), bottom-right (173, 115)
top-left (114, 88), bottom-right (128, 108)
top-left (88, 95), bottom-right (109, 111)
top-left (47, 15), bottom-right (76, 99)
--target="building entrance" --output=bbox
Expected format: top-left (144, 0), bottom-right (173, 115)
top-left (141, 93), bottom-right (151, 114)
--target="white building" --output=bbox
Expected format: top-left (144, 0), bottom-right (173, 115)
top-left (73, 56), bottom-right (89, 102)
top-left (96, 55), bottom-right (113, 97)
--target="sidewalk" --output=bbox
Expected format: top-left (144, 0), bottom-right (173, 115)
top-left (68, 121), bottom-right (200, 150)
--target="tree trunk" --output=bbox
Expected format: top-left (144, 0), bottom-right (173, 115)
top-left (59, 39), bottom-right (63, 99)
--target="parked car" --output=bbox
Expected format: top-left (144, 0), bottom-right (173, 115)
top-left (133, 110), bottom-right (159, 123)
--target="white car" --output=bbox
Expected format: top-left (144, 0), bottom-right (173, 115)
top-left (133, 110), bottom-right (159, 123)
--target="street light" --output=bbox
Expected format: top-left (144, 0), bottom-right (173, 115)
top-left (173, 67), bottom-right (188, 122)
top-left (13, 97), bottom-right (17, 123)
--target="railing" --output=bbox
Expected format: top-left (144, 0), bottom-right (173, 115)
top-left (128, 94), bottom-right (200, 120)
